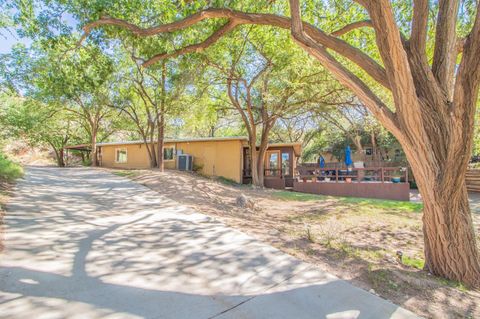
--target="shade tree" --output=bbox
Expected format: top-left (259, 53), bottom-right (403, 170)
top-left (199, 27), bottom-right (342, 186)
top-left (77, 0), bottom-right (480, 286)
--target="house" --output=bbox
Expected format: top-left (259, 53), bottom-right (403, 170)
top-left (68, 137), bottom-right (301, 188)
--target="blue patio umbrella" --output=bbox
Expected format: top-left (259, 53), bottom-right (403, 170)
top-left (345, 146), bottom-right (353, 167)
top-left (319, 156), bottom-right (325, 168)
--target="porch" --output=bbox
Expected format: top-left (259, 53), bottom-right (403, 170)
top-left (241, 143), bottom-right (301, 189)
top-left (294, 166), bottom-right (410, 201)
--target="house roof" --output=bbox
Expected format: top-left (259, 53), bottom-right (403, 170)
top-left (93, 136), bottom-right (249, 147)
top-left (65, 137), bottom-right (302, 155)
top-left (268, 142), bottom-right (302, 156)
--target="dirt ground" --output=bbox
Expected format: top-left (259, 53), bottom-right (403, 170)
top-left (113, 168), bottom-right (479, 319)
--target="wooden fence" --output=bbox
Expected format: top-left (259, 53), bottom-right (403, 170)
top-left (466, 169), bottom-right (480, 192)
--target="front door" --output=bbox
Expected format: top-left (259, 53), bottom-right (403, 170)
top-left (265, 150), bottom-right (281, 177)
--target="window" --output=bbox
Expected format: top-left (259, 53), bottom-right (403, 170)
top-left (365, 148), bottom-right (373, 156)
top-left (282, 153), bottom-right (290, 176)
top-left (265, 150), bottom-right (280, 176)
top-left (115, 148), bottom-right (127, 163)
top-left (163, 147), bottom-right (175, 161)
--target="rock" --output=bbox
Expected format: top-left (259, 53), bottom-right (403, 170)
top-left (369, 289), bottom-right (376, 295)
top-left (236, 194), bottom-right (255, 210)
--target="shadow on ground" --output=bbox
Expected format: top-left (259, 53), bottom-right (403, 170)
top-left (0, 167), bottom-right (415, 319)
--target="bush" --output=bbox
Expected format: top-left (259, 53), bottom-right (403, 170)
top-left (82, 158), bottom-right (92, 166)
top-left (0, 153), bottom-right (23, 183)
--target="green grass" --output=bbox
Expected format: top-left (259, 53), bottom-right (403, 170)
top-left (438, 278), bottom-right (469, 292)
top-left (112, 170), bottom-right (140, 178)
top-left (272, 190), bottom-right (423, 213)
top-left (0, 154), bottom-right (23, 183)
top-left (272, 191), bottom-right (329, 202)
top-left (216, 176), bottom-right (241, 186)
top-left (402, 255), bottom-right (425, 269)
top-left (340, 197), bottom-right (423, 212)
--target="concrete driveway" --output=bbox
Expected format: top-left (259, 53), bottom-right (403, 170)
top-left (0, 167), bottom-right (418, 319)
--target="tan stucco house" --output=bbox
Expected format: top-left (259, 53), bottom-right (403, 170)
top-left (67, 136), bottom-right (301, 188)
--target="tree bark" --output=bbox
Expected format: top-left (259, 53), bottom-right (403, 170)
top-left (249, 139), bottom-right (261, 187)
top-left (422, 184), bottom-right (479, 286)
top-left (157, 112), bottom-right (165, 172)
top-left (91, 129), bottom-right (98, 167)
top-left (156, 61), bottom-right (167, 172)
top-left (396, 97), bottom-right (480, 286)
top-left (51, 146), bottom-right (65, 167)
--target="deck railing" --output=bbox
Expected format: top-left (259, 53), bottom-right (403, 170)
top-left (296, 167), bottom-right (408, 183)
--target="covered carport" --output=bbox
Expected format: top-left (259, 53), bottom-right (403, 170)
top-left (63, 144), bottom-right (92, 166)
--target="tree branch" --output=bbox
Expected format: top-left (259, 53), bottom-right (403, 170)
top-left (353, 0), bottom-right (423, 132)
top-left (410, 0), bottom-right (429, 56)
top-left (80, 8), bottom-right (390, 89)
top-left (331, 20), bottom-right (372, 37)
top-left (432, 0), bottom-right (460, 98)
top-left (289, 0), bottom-right (399, 135)
top-left (144, 20), bottom-right (239, 67)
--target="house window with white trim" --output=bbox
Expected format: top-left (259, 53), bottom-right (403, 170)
top-left (115, 148), bottom-right (127, 163)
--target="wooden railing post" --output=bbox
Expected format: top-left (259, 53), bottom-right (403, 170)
top-left (380, 167), bottom-right (384, 183)
top-left (336, 168), bottom-right (338, 182)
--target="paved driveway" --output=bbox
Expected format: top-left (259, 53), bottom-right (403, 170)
top-left (0, 167), bottom-right (417, 319)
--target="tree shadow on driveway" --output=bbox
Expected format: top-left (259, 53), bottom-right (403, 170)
top-left (0, 167), bottom-right (415, 318)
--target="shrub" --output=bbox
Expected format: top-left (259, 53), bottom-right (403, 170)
top-left (0, 153), bottom-right (23, 183)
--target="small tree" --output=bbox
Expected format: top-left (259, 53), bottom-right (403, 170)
top-left (203, 29), bottom-right (340, 186)
top-left (0, 96), bottom-right (80, 166)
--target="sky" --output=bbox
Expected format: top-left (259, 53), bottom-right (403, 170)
top-left (0, 31), bottom-right (32, 54)
top-left (0, 11), bottom-right (78, 54)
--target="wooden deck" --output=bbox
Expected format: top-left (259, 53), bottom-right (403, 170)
top-left (293, 167), bottom-right (410, 201)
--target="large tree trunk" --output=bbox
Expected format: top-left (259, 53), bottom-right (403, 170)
top-left (422, 183), bottom-right (479, 286)
top-left (142, 139), bottom-right (156, 168)
top-left (398, 98), bottom-right (480, 286)
top-left (91, 129), bottom-right (98, 167)
top-left (58, 148), bottom-right (65, 167)
top-left (157, 113), bottom-right (165, 172)
top-left (249, 139), bottom-right (262, 187)
top-left (157, 61), bottom-right (166, 172)
top-left (50, 145), bottom-right (65, 167)
top-left (256, 143), bottom-right (267, 187)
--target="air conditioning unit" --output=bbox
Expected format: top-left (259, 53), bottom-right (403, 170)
top-left (177, 154), bottom-right (193, 171)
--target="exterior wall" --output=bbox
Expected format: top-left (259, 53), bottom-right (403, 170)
top-left (100, 143), bottom-right (152, 169)
top-left (99, 140), bottom-right (244, 183)
top-left (174, 140), bottom-right (243, 183)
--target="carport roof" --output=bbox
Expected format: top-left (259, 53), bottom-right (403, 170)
top-left (63, 144), bottom-right (91, 151)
